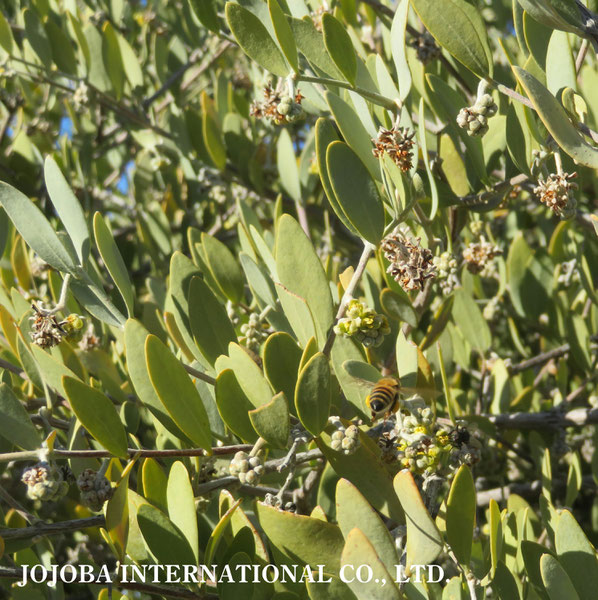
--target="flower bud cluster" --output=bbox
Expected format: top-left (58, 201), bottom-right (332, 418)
top-left (229, 451), bottom-right (265, 485)
top-left (264, 493), bottom-right (297, 512)
top-left (534, 172), bottom-right (578, 219)
top-left (557, 259), bottom-right (579, 288)
top-left (250, 84), bottom-right (304, 125)
top-left (72, 82), bottom-right (89, 112)
top-left (198, 166), bottom-right (228, 205)
top-left (382, 397), bottom-right (482, 477)
top-left (462, 236), bottom-right (502, 276)
top-left (410, 31), bottom-right (441, 64)
top-left (77, 469), bottom-right (114, 512)
top-left (78, 324), bottom-right (101, 351)
top-left (372, 126), bottom-right (415, 172)
top-left (334, 300), bottom-right (391, 348)
top-left (381, 230), bottom-right (436, 292)
top-left (433, 252), bottom-right (459, 295)
top-left (482, 296), bottom-right (502, 321)
top-left (456, 94), bottom-right (498, 137)
top-left (22, 462), bottom-right (70, 502)
top-left (330, 424), bottom-right (361, 455)
top-left (239, 312), bottom-right (270, 352)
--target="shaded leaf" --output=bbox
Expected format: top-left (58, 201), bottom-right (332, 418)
top-left (326, 141), bottom-right (385, 244)
top-left (145, 335), bottom-right (212, 450)
top-left (225, 2), bottom-right (289, 77)
top-left (62, 376), bottom-right (128, 458)
top-left (295, 352), bottom-right (331, 436)
top-left (393, 470), bottom-right (442, 572)
top-left (0, 181), bottom-right (78, 274)
top-left (513, 66), bottom-right (598, 168)
top-left (322, 13), bottom-right (356, 85)
top-left (0, 383), bottom-right (40, 450)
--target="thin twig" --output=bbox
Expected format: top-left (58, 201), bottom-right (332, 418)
top-left (0, 485), bottom-right (37, 524)
top-left (182, 363), bottom-right (217, 386)
top-left (0, 444), bottom-right (253, 464)
top-left (322, 242), bottom-right (376, 357)
top-left (0, 516), bottom-right (105, 540)
top-left (143, 49), bottom-right (201, 110)
top-left (508, 344), bottom-right (570, 374)
top-left (465, 408), bottom-right (598, 430)
top-left (576, 39), bottom-right (589, 75)
top-left (458, 173), bottom-right (529, 207)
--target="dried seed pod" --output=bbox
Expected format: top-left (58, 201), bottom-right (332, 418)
top-left (372, 126), bottom-right (415, 172)
top-left (533, 172), bottom-right (578, 219)
top-left (381, 231), bottom-right (436, 291)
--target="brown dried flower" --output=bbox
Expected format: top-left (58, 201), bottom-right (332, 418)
top-left (382, 231), bottom-right (435, 291)
top-left (463, 236), bottom-right (502, 275)
top-left (533, 172), bottom-right (578, 219)
top-left (29, 305), bottom-right (65, 349)
top-left (78, 325), bottom-right (101, 351)
top-left (250, 83), bottom-right (304, 125)
top-left (372, 126), bottom-right (415, 172)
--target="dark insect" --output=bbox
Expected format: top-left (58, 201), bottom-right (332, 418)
top-left (365, 377), bottom-right (400, 420)
top-left (449, 425), bottom-right (470, 448)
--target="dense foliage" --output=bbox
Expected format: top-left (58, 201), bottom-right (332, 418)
top-left (1, 0), bottom-right (598, 598)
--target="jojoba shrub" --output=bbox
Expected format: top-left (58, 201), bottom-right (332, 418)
top-left (0, 0), bottom-right (598, 598)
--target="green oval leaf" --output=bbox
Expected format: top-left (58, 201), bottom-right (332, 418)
top-left (93, 212), bottom-right (134, 317)
top-left (317, 427), bottom-right (404, 522)
top-left (249, 391), bottom-right (290, 448)
top-left (555, 509), bottom-right (598, 600)
top-left (325, 91), bottom-right (380, 181)
top-left (336, 479), bottom-right (398, 574)
top-left (452, 288), bottom-right (491, 354)
top-left (62, 376), bottom-right (128, 459)
top-left (315, 118), bottom-right (359, 236)
top-left (228, 342), bottom-right (273, 408)
top-left (322, 13), bottom-right (356, 85)
top-left (326, 141), bottom-right (385, 244)
top-left (215, 368), bottom-right (259, 443)
top-left (263, 331), bottom-right (302, 409)
top-left (295, 352), bottom-right (331, 436)
top-left (201, 233), bottom-right (244, 304)
top-left (277, 128), bottom-right (301, 203)
top-left (0, 181), bottom-right (78, 274)
top-left (137, 504), bottom-right (197, 567)
top-left (446, 465), bottom-right (476, 566)
top-left (225, 2), bottom-right (289, 77)
top-left (145, 335), bottom-right (212, 450)
top-left (513, 66), bottom-right (598, 168)
top-left (410, 0), bottom-right (492, 77)
top-left (540, 554), bottom-right (580, 600)
top-left (44, 157), bottom-right (90, 265)
top-left (124, 319), bottom-right (191, 442)
top-left (256, 501), bottom-right (345, 575)
top-left (0, 383), bottom-right (41, 450)
top-left (188, 275), bottom-right (237, 366)
top-left (393, 469), bottom-right (443, 572)
top-left (340, 528), bottom-right (402, 600)
top-left (275, 214), bottom-right (334, 347)
top-left (167, 462), bottom-right (199, 562)
top-left (268, 0), bottom-right (298, 72)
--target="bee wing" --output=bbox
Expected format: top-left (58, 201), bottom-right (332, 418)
top-left (397, 386), bottom-right (442, 399)
top-left (346, 375), bottom-right (379, 392)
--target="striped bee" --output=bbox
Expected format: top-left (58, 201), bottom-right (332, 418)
top-left (352, 375), bottom-right (439, 421)
top-left (365, 377), bottom-right (402, 420)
